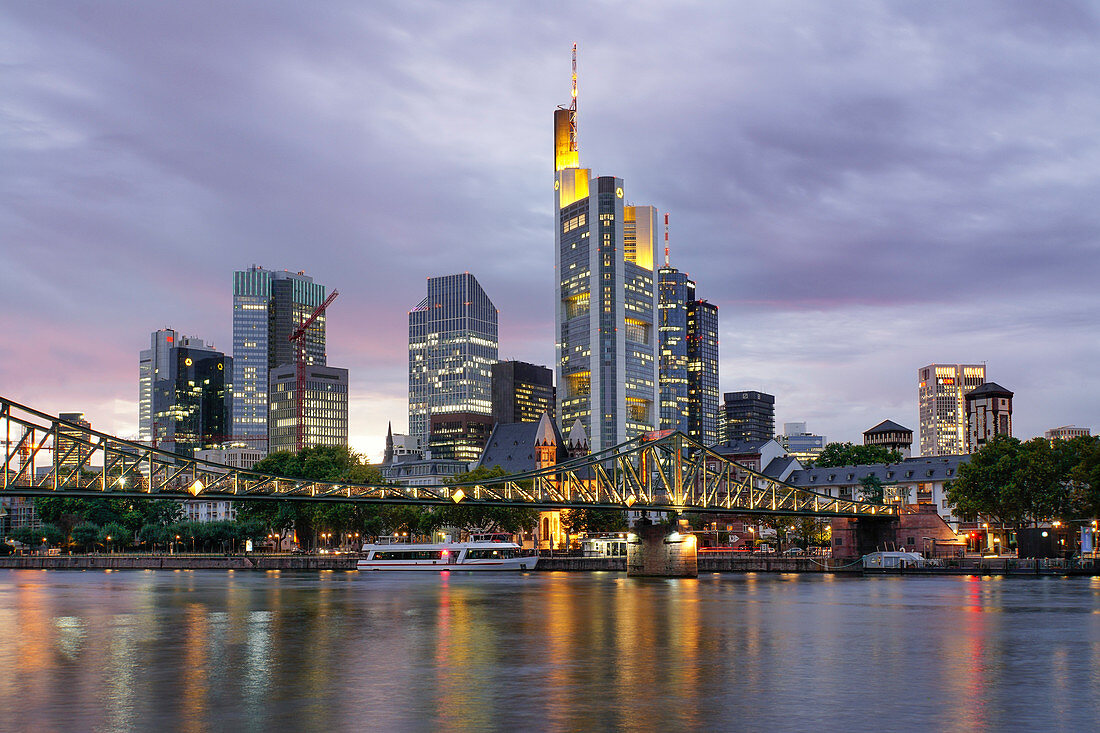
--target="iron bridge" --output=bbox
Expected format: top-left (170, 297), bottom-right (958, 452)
top-left (1, 396), bottom-right (895, 518)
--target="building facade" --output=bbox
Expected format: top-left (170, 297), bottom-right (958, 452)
top-left (56, 412), bottom-right (92, 476)
top-left (658, 265), bottom-right (690, 434)
top-left (554, 93), bottom-right (658, 451)
top-left (428, 411), bottom-right (495, 463)
top-left (491, 361), bottom-right (555, 425)
top-left (148, 337), bottom-right (232, 457)
top-left (918, 364), bottom-right (986, 456)
top-left (686, 295), bottom-right (719, 446)
top-left (721, 391), bottom-right (775, 444)
top-left (777, 422), bottom-right (827, 465)
top-left (1045, 425), bottom-right (1091, 442)
top-left (231, 266), bottom-right (328, 453)
top-left (965, 382), bottom-right (1013, 451)
top-left (408, 273), bottom-right (498, 446)
top-left (268, 364), bottom-right (348, 453)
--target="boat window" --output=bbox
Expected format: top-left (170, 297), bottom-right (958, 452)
top-left (372, 550), bottom-right (444, 560)
top-left (465, 549), bottom-right (516, 559)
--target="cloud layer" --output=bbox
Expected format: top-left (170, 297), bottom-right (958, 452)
top-left (2, 1), bottom-right (1098, 458)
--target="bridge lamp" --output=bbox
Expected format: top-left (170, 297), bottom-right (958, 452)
top-left (189, 480), bottom-right (204, 496)
top-left (117, 477), bottom-right (126, 488)
top-left (451, 489), bottom-right (466, 504)
top-left (624, 496), bottom-right (636, 507)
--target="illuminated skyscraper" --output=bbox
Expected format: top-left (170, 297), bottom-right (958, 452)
top-left (686, 295), bottom-right (719, 445)
top-left (231, 266), bottom-right (327, 453)
top-left (408, 273), bottom-right (498, 445)
top-left (554, 52), bottom-right (658, 450)
top-left (917, 363), bottom-right (986, 456)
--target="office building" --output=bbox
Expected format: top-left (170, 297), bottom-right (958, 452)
top-left (778, 422), bottom-right (827, 465)
top-left (1045, 425), bottom-right (1091, 442)
top-left (408, 273), bottom-right (498, 445)
top-left (428, 411), bottom-right (494, 464)
top-left (140, 329), bottom-right (210, 443)
top-left (554, 63), bottom-right (659, 450)
top-left (686, 295), bottom-right (719, 445)
top-left (145, 333), bottom-right (231, 457)
top-left (658, 265), bottom-right (690, 434)
top-left (232, 266), bottom-right (328, 453)
top-left (965, 382), bottom-right (1013, 451)
top-left (384, 424), bottom-right (423, 464)
top-left (863, 420), bottom-right (914, 459)
top-left (56, 412), bottom-right (92, 476)
top-left (268, 364), bottom-right (348, 453)
top-left (918, 364), bottom-right (986, 456)
top-left (722, 391), bottom-right (775, 444)
top-left (492, 361), bottom-right (555, 425)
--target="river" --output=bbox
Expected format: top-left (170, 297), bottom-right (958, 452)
top-left (0, 569), bottom-right (1097, 731)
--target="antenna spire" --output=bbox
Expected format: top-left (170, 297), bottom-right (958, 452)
top-left (664, 212), bottom-right (670, 266)
top-left (569, 44), bottom-right (578, 153)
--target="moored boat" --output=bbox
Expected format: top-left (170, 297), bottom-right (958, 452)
top-left (356, 533), bottom-right (538, 571)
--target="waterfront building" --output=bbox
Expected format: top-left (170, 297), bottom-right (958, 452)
top-left (777, 422), bottom-right (827, 465)
top-left (56, 412), bottom-right (92, 476)
top-left (554, 63), bottom-right (659, 451)
top-left (492, 361), bottom-right (555, 425)
top-left (408, 273), bottom-right (498, 446)
top-left (232, 266), bottom-right (329, 453)
top-left (194, 447), bottom-right (265, 470)
top-left (918, 363), bottom-right (986, 456)
top-left (268, 364), bottom-right (348, 453)
top-left (1045, 425), bottom-right (1091, 442)
top-left (143, 331), bottom-right (231, 457)
top-left (0, 497), bottom-right (40, 534)
top-left (380, 456), bottom-right (470, 487)
top-left (181, 501), bottom-right (237, 523)
top-left (863, 420), bottom-right (914, 459)
top-left (428, 411), bottom-right (494, 463)
top-left (722, 391), bottom-right (775, 444)
top-left (709, 438), bottom-right (799, 480)
top-left (686, 295), bottom-right (719, 446)
top-left (965, 382), bottom-right (1013, 450)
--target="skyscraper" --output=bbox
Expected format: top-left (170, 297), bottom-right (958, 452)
top-left (140, 329), bottom-right (225, 445)
top-left (408, 273), bottom-right (498, 445)
top-left (144, 333), bottom-right (231, 456)
top-left (268, 364), bottom-right (348, 453)
top-left (722, 391), bottom-right (775, 444)
top-left (56, 412), bottom-right (92, 476)
top-left (686, 289), bottom-right (719, 446)
top-left (918, 363), bottom-right (986, 456)
top-left (231, 266), bottom-right (327, 453)
top-left (492, 361), bottom-right (556, 425)
top-left (554, 53), bottom-right (659, 450)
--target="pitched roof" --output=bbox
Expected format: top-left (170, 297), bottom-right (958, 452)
top-left (762, 455), bottom-right (800, 479)
top-left (786, 455), bottom-right (970, 488)
top-left (966, 382), bottom-right (1013, 399)
top-left (711, 438), bottom-right (772, 456)
top-left (864, 419), bottom-right (912, 435)
top-left (477, 418), bottom-right (566, 473)
top-left (568, 418), bottom-right (588, 446)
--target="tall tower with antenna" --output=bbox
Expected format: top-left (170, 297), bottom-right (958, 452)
top-left (553, 45), bottom-right (659, 450)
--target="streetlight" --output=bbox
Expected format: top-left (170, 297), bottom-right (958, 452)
top-left (106, 535), bottom-right (112, 555)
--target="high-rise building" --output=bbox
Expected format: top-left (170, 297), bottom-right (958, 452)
top-left (686, 294), bottom-right (719, 446)
top-left (722, 391), bottom-right (775, 444)
top-left (408, 273), bottom-right (498, 445)
top-left (492, 361), bottom-right (555, 425)
top-left (56, 412), bottom-right (92, 476)
top-left (147, 335), bottom-right (232, 457)
top-left (232, 266), bottom-right (328, 453)
top-left (428, 412), bottom-right (494, 464)
top-left (140, 329), bottom-right (206, 443)
top-left (554, 58), bottom-right (659, 450)
top-left (659, 262), bottom-right (720, 446)
top-left (268, 364), bottom-right (348, 453)
top-left (918, 364), bottom-right (986, 456)
top-left (965, 382), bottom-right (1013, 451)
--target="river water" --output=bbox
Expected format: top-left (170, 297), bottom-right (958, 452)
top-left (0, 569), bottom-right (1097, 732)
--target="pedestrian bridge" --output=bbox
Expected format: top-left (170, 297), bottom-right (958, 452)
top-left (1, 395), bottom-right (894, 519)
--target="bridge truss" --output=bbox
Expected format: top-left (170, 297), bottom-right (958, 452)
top-left (1, 396), bottom-right (895, 518)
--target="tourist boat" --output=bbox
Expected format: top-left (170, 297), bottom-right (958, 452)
top-left (356, 533), bottom-right (538, 571)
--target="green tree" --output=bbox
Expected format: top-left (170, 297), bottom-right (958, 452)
top-left (811, 443), bottom-right (903, 468)
top-left (98, 522), bottom-right (130, 550)
top-left (858, 475), bottom-right (885, 504)
top-left (560, 507), bottom-right (627, 535)
top-left (71, 522), bottom-right (100, 550)
top-left (138, 523), bottom-right (169, 551)
top-left (1070, 438), bottom-right (1100, 518)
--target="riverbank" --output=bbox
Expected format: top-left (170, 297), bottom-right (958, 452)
top-left (4, 554), bottom-right (1097, 575)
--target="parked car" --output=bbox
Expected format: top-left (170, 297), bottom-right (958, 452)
top-left (783, 547), bottom-right (805, 555)
top-left (756, 545), bottom-right (776, 554)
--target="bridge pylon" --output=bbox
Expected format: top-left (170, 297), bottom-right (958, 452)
top-left (626, 517), bottom-right (698, 578)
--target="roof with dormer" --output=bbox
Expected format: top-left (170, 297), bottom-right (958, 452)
top-left (864, 419), bottom-right (912, 436)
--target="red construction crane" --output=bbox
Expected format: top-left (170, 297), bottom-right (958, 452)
top-left (288, 289), bottom-right (339, 451)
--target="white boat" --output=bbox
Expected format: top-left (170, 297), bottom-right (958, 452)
top-left (356, 533), bottom-right (539, 572)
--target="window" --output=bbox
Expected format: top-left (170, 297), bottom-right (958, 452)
top-left (906, 537), bottom-right (915, 545)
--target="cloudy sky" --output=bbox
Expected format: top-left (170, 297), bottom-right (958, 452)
top-left (3, 1), bottom-right (1098, 460)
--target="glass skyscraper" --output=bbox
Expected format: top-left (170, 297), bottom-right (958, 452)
top-left (231, 266), bottom-right (327, 453)
top-left (659, 264), bottom-right (719, 445)
top-left (144, 335), bottom-right (231, 457)
top-left (554, 103), bottom-right (658, 451)
top-left (408, 273), bottom-right (498, 445)
top-left (686, 291), bottom-right (719, 446)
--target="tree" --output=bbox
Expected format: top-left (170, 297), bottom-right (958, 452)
top-left (858, 475), bottom-right (885, 504)
top-left (560, 507), bottom-right (627, 535)
top-left (71, 522), bottom-right (100, 550)
top-left (811, 443), bottom-right (903, 468)
top-left (98, 522), bottom-right (130, 550)
top-left (1070, 438), bottom-right (1100, 518)
top-left (434, 465), bottom-right (539, 536)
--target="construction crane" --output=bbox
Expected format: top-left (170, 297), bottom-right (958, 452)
top-left (288, 289), bottom-right (339, 451)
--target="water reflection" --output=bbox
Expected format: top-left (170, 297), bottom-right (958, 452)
top-left (0, 570), bottom-right (1097, 731)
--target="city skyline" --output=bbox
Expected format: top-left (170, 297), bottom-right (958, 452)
top-left (3, 2), bottom-right (1099, 460)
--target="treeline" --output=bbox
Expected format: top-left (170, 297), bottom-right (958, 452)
top-left (947, 435), bottom-right (1100, 528)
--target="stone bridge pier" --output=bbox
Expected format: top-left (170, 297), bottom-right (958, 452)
top-left (626, 518), bottom-right (698, 578)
